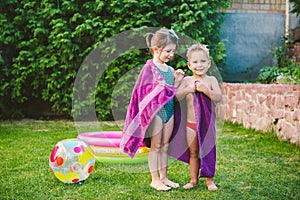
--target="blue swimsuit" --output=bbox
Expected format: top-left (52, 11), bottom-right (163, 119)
top-left (156, 66), bottom-right (174, 123)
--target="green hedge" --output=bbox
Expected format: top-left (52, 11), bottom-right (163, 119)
top-left (258, 38), bottom-right (300, 84)
top-left (0, 0), bottom-right (230, 120)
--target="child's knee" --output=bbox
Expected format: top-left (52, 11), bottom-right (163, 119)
top-left (161, 143), bottom-right (169, 152)
top-left (151, 144), bottom-right (161, 151)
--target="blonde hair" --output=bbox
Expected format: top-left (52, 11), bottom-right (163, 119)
top-left (146, 28), bottom-right (179, 55)
top-left (186, 43), bottom-right (210, 60)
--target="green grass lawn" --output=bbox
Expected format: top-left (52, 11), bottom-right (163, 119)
top-left (0, 120), bottom-right (299, 200)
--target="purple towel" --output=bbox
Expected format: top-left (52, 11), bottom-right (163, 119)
top-left (120, 59), bottom-right (177, 158)
top-left (169, 92), bottom-right (216, 178)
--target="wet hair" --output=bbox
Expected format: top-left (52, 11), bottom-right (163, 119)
top-left (145, 28), bottom-right (179, 55)
top-left (186, 43), bottom-right (210, 60)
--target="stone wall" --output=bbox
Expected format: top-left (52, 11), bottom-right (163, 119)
top-left (289, 27), bottom-right (300, 66)
top-left (217, 83), bottom-right (300, 145)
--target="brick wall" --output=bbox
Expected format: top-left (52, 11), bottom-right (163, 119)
top-left (226, 0), bottom-right (286, 14)
top-left (217, 83), bottom-right (300, 145)
top-left (288, 42), bottom-right (300, 65)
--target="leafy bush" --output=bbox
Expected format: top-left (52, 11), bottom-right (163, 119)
top-left (258, 38), bottom-right (300, 84)
top-left (290, 0), bottom-right (300, 16)
top-left (258, 65), bottom-right (300, 84)
top-left (1, 0), bottom-right (230, 120)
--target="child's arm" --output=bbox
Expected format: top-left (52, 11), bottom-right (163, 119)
top-left (195, 76), bottom-right (222, 102)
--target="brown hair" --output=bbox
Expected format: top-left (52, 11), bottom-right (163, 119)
top-left (146, 28), bottom-right (179, 55)
top-left (186, 43), bottom-right (210, 60)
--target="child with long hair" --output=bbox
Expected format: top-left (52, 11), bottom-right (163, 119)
top-left (120, 28), bottom-right (184, 191)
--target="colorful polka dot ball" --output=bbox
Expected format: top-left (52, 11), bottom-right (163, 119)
top-left (49, 138), bottom-right (95, 184)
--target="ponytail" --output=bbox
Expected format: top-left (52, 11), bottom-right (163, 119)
top-left (146, 33), bottom-right (154, 48)
top-left (146, 33), bottom-right (154, 54)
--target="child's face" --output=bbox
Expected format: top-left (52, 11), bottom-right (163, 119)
top-left (156, 43), bottom-right (177, 63)
top-left (188, 50), bottom-right (211, 76)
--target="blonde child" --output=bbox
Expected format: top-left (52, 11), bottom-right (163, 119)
top-left (120, 28), bottom-right (184, 191)
top-left (175, 43), bottom-right (222, 190)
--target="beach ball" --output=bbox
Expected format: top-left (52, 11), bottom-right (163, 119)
top-left (49, 138), bottom-right (96, 184)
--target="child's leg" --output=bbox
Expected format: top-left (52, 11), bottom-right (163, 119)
top-left (183, 124), bottom-right (199, 189)
top-left (158, 116), bottom-right (179, 188)
top-left (148, 116), bottom-right (171, 191)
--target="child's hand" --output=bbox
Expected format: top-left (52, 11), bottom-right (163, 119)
top-left (175, 69), bottom-right (185, 75)
top-left (174, 69), bottom-right (185, 86)
top-left (175, 69), bottom-right (185, 79)
top-left (195, 80), bottom-right (208, 93)
top-left (187, 81), bottom-right (196, 93)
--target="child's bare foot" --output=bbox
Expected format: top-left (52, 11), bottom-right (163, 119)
top-left (183, 181), bottom-right (197, 189)
top-left (160, 178), bottom-right (180, 188)
top-left (206, 178), bottom-right (218, 191)
top-left (150, 180), bottom-right (171, 191)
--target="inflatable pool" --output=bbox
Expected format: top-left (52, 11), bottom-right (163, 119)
top-left (77, 131), bottom-right (149, 164)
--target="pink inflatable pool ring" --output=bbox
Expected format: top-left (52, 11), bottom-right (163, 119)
top-left (77, 131), bottom-right (149, 163)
